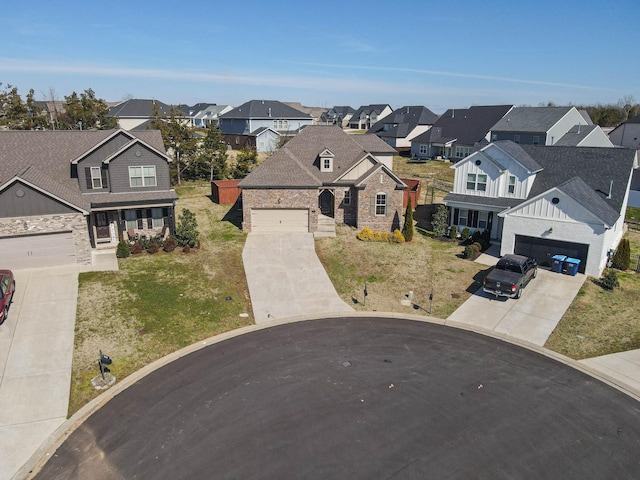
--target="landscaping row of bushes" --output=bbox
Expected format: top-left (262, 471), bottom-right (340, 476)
top-left (116, 235), bottom-right (196, 258)
top-left (357, 226), bottom-right (406, 244)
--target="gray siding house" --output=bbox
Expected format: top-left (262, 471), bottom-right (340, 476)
top-left (0, 129), bottom-right (177, 269)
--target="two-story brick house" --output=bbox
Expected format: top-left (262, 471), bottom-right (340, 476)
top-left (0, 129), bottom-right (177, 269)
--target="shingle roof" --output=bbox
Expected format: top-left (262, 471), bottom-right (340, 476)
top-left (88, 190), bottom-right (178, 208)
top-left (351, 104), bottom-right (391, 119)
top-left (554, 125), bottom-right (598, 146)
top-left (492, 141), bottom-right (543, 172)
top-left (0, 129), bottom-right (170, 211)
top-left (368, 106), bottom-right (438, 139)
top-left (491, 106), bottom-right (575, 133)
top-left (555, 176), bottom-right (619, 226)
top-left (108, 99), bottom-right (172, 118)
top-left (443, 192), bottom-right (522, 209)
top-left (238, 125), bottom-right (397, 188)
top-left (220, 100), bottom-right (312, 120)
top-left (412, 105), bottom-right (513, 146)
top-left (624, 114), bottom-right (640, 124)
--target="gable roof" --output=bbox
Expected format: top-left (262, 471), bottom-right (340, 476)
top-left (220, 100), bottom-right (312, 120)
top-left (554, 124), bottom-right (600, 146)
top-left (368, 106), bottom-right (439, 139)
top-left (491, 106), bottom-right (579, 133)
top-left (413, 105), bottom-right (513, 146)
top-left (491, 141), bottom-right (543, 172)
top-left (239, 126), bottom-right (397, 188)
top-left (351, 104), bottom-right (391, 119)
top-left (108, 99), bottom-right (172, 118)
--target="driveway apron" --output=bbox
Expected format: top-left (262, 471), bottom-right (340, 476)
top-left (243, 233), bottom-right (353, 323)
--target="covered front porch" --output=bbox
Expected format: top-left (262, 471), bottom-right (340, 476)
top-left (89, 204), bottom-right (176, 247)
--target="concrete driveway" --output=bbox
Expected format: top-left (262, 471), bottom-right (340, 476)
top-left (0, 249), bottom-right (117, 479)
top-left (447, 261), bottom-right (586, 346)
top-left (243, 233), bottom-right (353, 323)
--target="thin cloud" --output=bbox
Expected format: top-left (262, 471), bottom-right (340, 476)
top-left (293, 61), bottom-right (610, 91)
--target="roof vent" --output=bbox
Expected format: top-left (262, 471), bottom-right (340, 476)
top-left (268, 108), bottom-right (272, 117)
top-left (607, 180), bottom-right (613, 199)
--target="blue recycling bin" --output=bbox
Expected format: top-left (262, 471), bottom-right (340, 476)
top-left (551, 255), bottom-right (567, 273)
top-left (564, 257), bottom-right (580, 276)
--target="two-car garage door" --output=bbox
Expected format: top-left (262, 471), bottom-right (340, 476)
top-left (515, 235), bottom-right (588, 274)
top-left (0, 232), bottom-right (77, 270)
top-left (251, 209), bottom-right (309, 233)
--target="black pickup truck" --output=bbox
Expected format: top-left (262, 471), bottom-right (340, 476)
top-left (482, 254), bottom-right (537, 299)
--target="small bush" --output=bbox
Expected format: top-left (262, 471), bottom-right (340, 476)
top-left (612, 238), bottom-right (630, 271)
top-left (183, 245), bottom-right (191, 254)
top-left (357, 226), bottom-right (374, 241)
top-left (461, 227), bottom-right (471, 242)
top-left (131, 243), bottom-right (144, 255)
top-left (373, 231), bottom-right (391, 242)
top-left (481, 229), bottom-right (491, 244)
top-left (116, 240), bottom-right (130, 258)
top-left (477, 239), bottom-right (489, 251)
top-left (463, 245), bottom-right (475, 259)
top-left (470, 242), bottom-right (482, 252)
top-left (472, 230), bottom-right (482, 242)
top-left (449, 226), bottom-right (458, 239)
top-left (163, 237), bottom-right (177, 252)
top-left (600, 270), bottom-right (619, 290)
top-left (391, 229), bottom-right (405, 243)
top-left (147, 242), bottom-right (159, 254)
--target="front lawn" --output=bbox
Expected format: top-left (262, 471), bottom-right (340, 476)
top-left (69, 185), bottom-right (252, 416)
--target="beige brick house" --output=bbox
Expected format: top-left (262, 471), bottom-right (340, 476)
top-left (238, 125), bottom-right (406, 235)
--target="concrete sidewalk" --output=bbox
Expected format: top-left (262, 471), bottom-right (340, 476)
top-left (0, 249), bottom-right (118, 479)
top-left (580, 349), bottom-right (640, 395)
top-left (243, 233), bottom-right (353, 323)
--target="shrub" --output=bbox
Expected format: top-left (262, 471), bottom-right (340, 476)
top-left (431, 205), bottom-right (449, 237)
top-left (449, 226), bottom-right (458, 239)
top-left (357, 226), bottom-right (374, 241)
top-left (477, 239), bottom-right (489, 251)
top-left (391, 229), bottom-right (405, 243)
top-left (163, 237), bottom-right (177, 252)
top-left (470, 242), bottom-right (482, 252)
top-left (402, 198), bottom-right (415, 242)
top-left (147, 242), bottom-right (159, 254)
top-left (116, 240), bottom-right (130, 258)
top-left (463, 245), bottom-right (475, 259)
top-left (175, 208), bottom-right (200, 247)
top-left (373, 231), bottom-right (391, 242)
top-left (481, 229), bottom-right (491, 244)
top-left (182, 244), bottom-right (191, 254)
top-left (471, 230), bottom-right (482, 242)
top-left (460, 227), bottom-right (471, 242)
top-left (600, 270), bottom-right (619, 290)
top-left (612, 238), bottom-right (630, 271)
top-left (130, 243), bottom-right (144, 255)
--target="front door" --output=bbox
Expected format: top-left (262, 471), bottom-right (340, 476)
top-left (319, 190), bottom-right (334, 216)
top-left (95, 212), bottom-right (110, 240)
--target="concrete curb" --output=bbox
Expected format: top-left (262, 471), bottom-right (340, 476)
top-left (16, 312), bottom-right (640, 479)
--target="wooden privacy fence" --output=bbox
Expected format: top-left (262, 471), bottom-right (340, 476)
top-left (629, 254), bottom-right (640, 272)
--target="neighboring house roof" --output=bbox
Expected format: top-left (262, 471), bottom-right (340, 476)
top-left (180, 103), bottom-right (216, 116)
top-left (367, 106), bottom-right (438, 139)
top-left (350, 134), bottom-right (398, 155)
top-left (284, 102), bottom-right (328, 121)
top-left (220, 100), bottom-right (312, 120)
top-left (239, 125), bottom-right (397, 188)
top-left (554, 124), bottom-right (599, 146)
top-left (491, 106), bottom-right (579, 133)
top-left (625, 114), bottom-right (640, 124)
top-left (351, 104), bottom-right (392, 120)
top-left (413, 105), bottom-right (513, 146)
top-left (578, 109), bottom-right (595, 125)
top-left (107, 99), bottom-right (172, 118)
top-left (0, 129), bottom-right (170, 212)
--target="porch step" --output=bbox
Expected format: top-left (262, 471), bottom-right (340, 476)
top-left (314, 214), bottom-right (336, 238)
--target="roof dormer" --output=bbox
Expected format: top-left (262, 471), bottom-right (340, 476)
top-left (319, 148), bottom-right (334, 172)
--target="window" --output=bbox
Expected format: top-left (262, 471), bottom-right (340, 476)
top-left (124, 210), bottom-right (137, 230)
top-left (455, 146), bottom-right (472, 158)
top-left (375, 193), bottom-right (386, 216)
top-left (152, 208), bottom-right (164, 228)
top-left (419, 144), bottom-right (428, 154)
top-left (458, 209), bottom-right (468, 226)
top-left (343, 190), bottom-right (351, 205)
top-left (129, 166), bottom-right (157, 187)
top-left (90, 167), bottom-right (102, 188)
top-left (467, 173), bottom-right (487, 191)
top-left (478, 211), bottom-right (488, 230)
top-left (508, 175), bottom-right (516, 194)
top-left (491, 133), bottom-right (498, 141)
top-left (274, 119), bottom-right (289, 130)
top-left (533, 135), bottom-right (540, 145)
top-left (514, 134), bottom-right (520, 144)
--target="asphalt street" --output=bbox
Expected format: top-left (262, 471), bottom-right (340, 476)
top-left (32, 317), bottom-right (640, 479)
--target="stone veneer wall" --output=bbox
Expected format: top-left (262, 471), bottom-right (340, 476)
top-left (357, 173), bottom-right (404, 231)
top-left (0, 213), bottom-right (92, 265)
top-left (241, 188), bottom-right (318, 232)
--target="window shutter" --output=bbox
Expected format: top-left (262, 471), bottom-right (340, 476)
top-left (453, 208), bottom-right (459, 225)
top-left (85, 168), bottom-right (92, 190)
top-left (471, 211), bottom-right (479, 228)
top-left (136, 209), bottom-right (143, 229)
top-left (487, 212), bottom-right (493, 232)
top-left (385, 194), bottom-right (391, 217)
top-left (163, 208), bottom-right (169, 226)
top-left (370, 195), bottom-right (376, 215)
top-left (101, 168), bottom-right (109, 190)
top-left (146, 209), bottom-right (153, 229)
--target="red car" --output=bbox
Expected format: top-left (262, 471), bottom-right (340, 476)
top-left (0, 270), bottom-right (15, 325)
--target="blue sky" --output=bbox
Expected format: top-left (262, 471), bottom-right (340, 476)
top-left (1, 0), bottom-right (638, 114)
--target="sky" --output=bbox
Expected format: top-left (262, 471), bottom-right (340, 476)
top-left (1, 0), bottom-right (638, 114)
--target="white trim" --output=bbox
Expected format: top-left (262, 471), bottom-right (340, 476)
top-left (102, 138), bottom-right (172, 164)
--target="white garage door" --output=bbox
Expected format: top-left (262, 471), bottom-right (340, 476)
top-left (0, 232), bottom-right (77, 270)
top-left (251, 209), bottom-right (309, 233)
